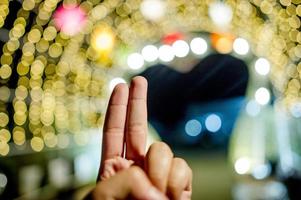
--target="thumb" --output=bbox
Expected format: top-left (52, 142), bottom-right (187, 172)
top-left (91, 166), bottom-right (168, 200)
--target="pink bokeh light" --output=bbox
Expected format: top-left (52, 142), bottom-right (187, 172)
top-left (53, 5), bottom-right (87, 36)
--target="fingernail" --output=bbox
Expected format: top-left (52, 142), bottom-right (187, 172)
top-left (146, 186), bottom-right (168, 200)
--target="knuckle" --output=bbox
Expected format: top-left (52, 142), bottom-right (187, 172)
top-left (173, 157), bottom-right (187, 168)
top-left (149, 142), bottom-right (173, 156)
top-left (105, 127), bottom-right (124, 135)
top-left (168, 180), bottom-right (180, 191)
top-left (127, 122), bottom-right (145, 134)
top-left (147, 166), bottom-right (162, 179)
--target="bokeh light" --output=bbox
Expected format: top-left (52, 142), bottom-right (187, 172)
top-left (185, 119), bottom-right (202, 137)
top-left (0, 112), bottom-right (9, 127)
top-left (255, 58), bottom-right (270, 76)
top-left (141, 45), bottom-right (159, 62)
top-left (252, 164), bottom-right (271, 180)
top-left (234, 157), bottom-right (251, 175)
top-left (0, 173), bottom-right (7, 188)
top-left (91, 27), bottom-right (115, 52)
top-left (205, 114), bottom-right (222, 133)
top-left (255, 87), bottom-right (270, 105)
top-left (54, 5), bottom-right (87, 36)
top-left (190, 37), bottom-right (208, 55)
top-left (246, 100), bottom-right (261, 117)
top-left (233, 38), bottom-right (249, 55)
top-left (127, 53), bottom-right (144, 70)
top-left (172, 40), bottom-right (190, 58)
top-left (140, 0), bottom-right (166, 22)
top-left (109, 77), bottom-right (126, 92)
top-left (158, 45), bottom-right (174, 62)
top-left (209, 2), bottom-right (233, 27)
top-left (290, 102), bottom-right (301, 118)
top-left (211, 33), bottom-right (234, 54)
top-left (30, 137), bottom-right (44, 152)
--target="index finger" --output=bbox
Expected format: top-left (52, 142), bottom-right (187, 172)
top-left (125, 76), bottom-right (148, 166)
top-left (100, 83), bottom-right (129, 173)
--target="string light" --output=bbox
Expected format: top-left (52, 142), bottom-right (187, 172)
top-left (255, 87), bottom-right (271, 105)
top-left (91, 26), bottom-right (115, 52)
top-left (190, 37), bottom-right (208, 55)
top-left (158, 45), bottom-right (174, 62)
top-left (233, 38), bottom-right (249, 55)
top-left (54, 5), bottom-right (87, 36)
top-left (127, 53), bottom-right (144, 70)
top-left (255, 58), bottom-right (270, 76)
top-left (172, 40), bottom-right (190, 58)
top-left (209, 2), bottom-right (233, 27)
top-left (141, 45), bottom-right (159, 62)
top-left (140, 0), bottom-right (166, 22)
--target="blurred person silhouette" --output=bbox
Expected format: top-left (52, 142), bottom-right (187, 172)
top-left (139, 53), bottom-right (249, 146)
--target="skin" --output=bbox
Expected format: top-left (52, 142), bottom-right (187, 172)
top-left (90, 76), bottom-right (192, 200)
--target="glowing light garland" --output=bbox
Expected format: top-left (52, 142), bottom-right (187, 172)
top-left (0, 0), bottom-right (301, 156)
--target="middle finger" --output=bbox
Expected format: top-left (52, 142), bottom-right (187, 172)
top-left (125, 76), bottom-right (148, 165)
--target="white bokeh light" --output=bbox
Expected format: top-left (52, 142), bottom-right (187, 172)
top-left (252, 164), bottom-right (271, 180)
top-left (0, 173), bottom-right (7, 188)
top-left (246, 100), bottom-right (261, 116)
top-left (158, 45), bottom-right (175, 62)
top-left (235, 157), bottom-right (251, 175)
top-left (255, 58), bottom-right (270, 76)
top-left (190, 37), bottom-right (208, 55)
top-left (140, 0), bottom-right (166, 22)
top-left (141, 45), bottom-right (159, 62)
top-left (109, 77), bottom-right (126, 91)
top-left (233, 38), bottom-right (249, 55)
top-left (205, 114), bottom-right (222, 133)
top-left (172, 40), bottom-right (190, 58)
top-left (127, 53), bottom-right (144, 70)
top-left (290, 102), bottom-right (301, 118)
top-left (185, 119), bottom-right (202, 137)
top-left (209, 2), bottom-right (233, 27)
top-left (255, 87), bottom-right (270, 105)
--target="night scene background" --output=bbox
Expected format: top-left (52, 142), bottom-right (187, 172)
top-left (0, 0), bottom-right (301, 199)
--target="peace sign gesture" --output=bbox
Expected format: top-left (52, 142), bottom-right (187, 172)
top-left (101, 76), bottom-right (148, 171)
top-left (89, 77), bottom-right (192, 200)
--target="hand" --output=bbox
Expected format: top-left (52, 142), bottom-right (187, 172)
top-left (90, 76), bottom-right (192, 200)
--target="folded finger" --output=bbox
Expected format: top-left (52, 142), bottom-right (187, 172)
top-left (167, 158), bottom-right (192, 200)
top-left (145, 142), bottom-right (174, 193)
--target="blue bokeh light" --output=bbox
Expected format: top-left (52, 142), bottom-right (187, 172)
top-left (205, 114), bottom-right (222, 132)
top-left (185, 119), bottom-right (202, 137)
